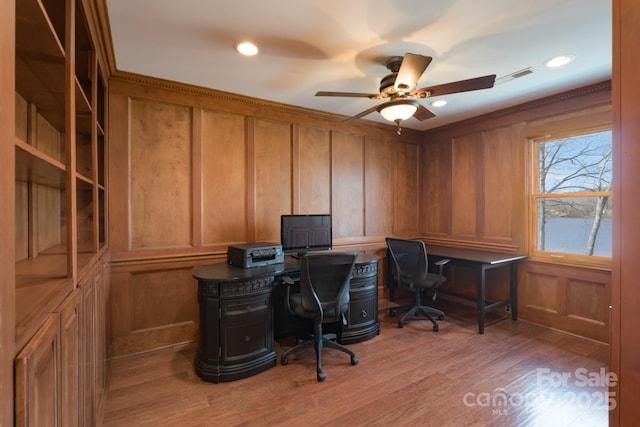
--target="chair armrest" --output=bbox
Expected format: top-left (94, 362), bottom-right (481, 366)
top-left (281, 276), bottom-right (297, 314)
top-left (434, 258), bottom-right (450, 277)
top-left (281, 275), bottom-right (296, 285)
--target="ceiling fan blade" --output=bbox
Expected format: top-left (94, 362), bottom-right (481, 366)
top-left (344, 105), bottom-right (379, 122)
top-left (413, 104), bottom-right (436, 121)
top-left (316, 91), bottom-right (378, 98)
top-left (394, 53), bottom-right (432, 93)
top-left (415, 74), bottom-right (497, 97)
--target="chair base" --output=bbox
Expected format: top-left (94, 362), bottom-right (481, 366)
top-left (281, 328), bottom-right (358, 382)
top-left (390, 298), bottom-right (445, 332)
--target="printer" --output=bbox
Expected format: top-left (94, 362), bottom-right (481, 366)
top-left (227, 242), bottom-right (284, 268)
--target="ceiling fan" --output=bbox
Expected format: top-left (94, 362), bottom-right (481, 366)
top-left (316, 53), bottom-right (497, 134)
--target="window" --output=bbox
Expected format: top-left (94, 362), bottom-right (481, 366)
top-left (532, 128), bottom-right (612, 263)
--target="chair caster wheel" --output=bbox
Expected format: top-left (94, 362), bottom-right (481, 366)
top-left (389, 309), bottom-right (396, 317)
top-left (281, 356), bottom-right (288, 365)
top-left (438, 314), bottom-right (445, 320)
top-left (397, 321), bottom-right (403, 328)
top-left (351, 356), bottom-right (359, 365)
top-left (317, 372), bottom-right (326, 382)
top-left (433, 324), bottom-right (439, 332)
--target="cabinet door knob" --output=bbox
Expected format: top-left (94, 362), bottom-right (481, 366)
top-left (243, 335), bottom-right (251, 343)
top-left (361, 310), bottom-right (367, 318)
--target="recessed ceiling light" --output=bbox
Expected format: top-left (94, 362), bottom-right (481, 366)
top-left (236, 41), bottom-right (258, 56)
top-left (430, 100), bottom-right (447, 107)
top-left (545, 54), bottom-right (575, 68)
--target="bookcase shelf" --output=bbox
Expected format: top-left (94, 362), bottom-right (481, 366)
top-left (14, 0), bottom-right (107, 351)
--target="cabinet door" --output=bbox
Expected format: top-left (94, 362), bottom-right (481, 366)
top-left (220, 293), bottom-right (272, 363)
top-left (59, 290), bottom-right (82, 427)
top-left (347, 276), bottom-right (378, 329)
top-left (15, 313), bottom-right (61, 427)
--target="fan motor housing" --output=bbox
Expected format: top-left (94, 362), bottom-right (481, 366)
top-left (379, 73), bottom-right (397, 96)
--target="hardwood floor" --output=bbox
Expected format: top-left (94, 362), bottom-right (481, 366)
top-left (101, 295), bottom-right (610, 427)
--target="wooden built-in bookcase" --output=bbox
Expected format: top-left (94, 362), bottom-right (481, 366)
top-left (14, 0), bottom-right (106, 349)
top-left (12, 0), bottom-right (110, 425)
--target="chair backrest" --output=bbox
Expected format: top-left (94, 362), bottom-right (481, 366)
top-left (299, 252), bottom-right (358, 320)
top-left (386, 238), bottom-right (429, 285)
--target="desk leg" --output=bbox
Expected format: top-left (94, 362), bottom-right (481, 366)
top-left (509, 262), bottom-right (518, 321)
top-left (477, 265), bottom-right (487, 334)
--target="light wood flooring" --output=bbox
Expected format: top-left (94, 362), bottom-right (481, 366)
top-left (101, 296), bottom-right (610, 427)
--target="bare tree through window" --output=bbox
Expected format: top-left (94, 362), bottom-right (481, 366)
top-left (534, 129), bottom-right (612, 257)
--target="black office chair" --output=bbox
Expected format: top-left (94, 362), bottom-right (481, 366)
top-left (280, 252), bottom-right (358, 382)
top-left (386, 238), bottom-right (450, 331)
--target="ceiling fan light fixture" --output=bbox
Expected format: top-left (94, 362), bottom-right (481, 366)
top-left (430, 99), bottom-right (447, 107)
top-left (378, 100), bottom-right (419, 123)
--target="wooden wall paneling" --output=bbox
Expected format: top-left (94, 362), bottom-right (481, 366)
top-left (332, 131), bottom-right (365, 239)
top-left (364, 136), bottom-right (394, 237)
top-left (520, 261), bottom-right (609, 342)
top-left (297, 125), bottom-right (331, 214)
top-left (254, 119), bottom-right (292, 242)
top-left (110, 263), bottom-right (199, 357)
top-left (107, 93), bottom-right (129, 253)
top-left (566, 277), bottom-right (608, 326)
top-left (612, 0), bottom-right (640, 422)
top-left (510, 122), bottom-right (528, 251)
top-left (201, 110), bottom-right (247, 245)
top-left (451, 134), bottom-right (481, 237)
top-left (393, 140), bottom-right (419, 235)
top-left (107, 269), bottom-right (127, 356)
top-left (15, 313), bottom-right (61, 427)
top-left (482, 126), bottom-right (514, 242)
top-left (420, 138), bottom-right (452, 236)
top-left (129, 99), bottom-right (193, 249)
top-left (58, 288), bottom-right (82, 427)
top-left (191, 109), bottom-right (202, 249)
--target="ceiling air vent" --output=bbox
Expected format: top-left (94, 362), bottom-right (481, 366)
top-left (495, 67), bottom-right (535, 85)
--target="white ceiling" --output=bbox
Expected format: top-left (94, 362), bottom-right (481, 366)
top-left (105, 0), bottom-right (611, 131)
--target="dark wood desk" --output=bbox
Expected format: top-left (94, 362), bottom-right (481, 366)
top-left (387, 245), bottom-right (526, 334)
top-left (193, 253), bottom-right (379, 382)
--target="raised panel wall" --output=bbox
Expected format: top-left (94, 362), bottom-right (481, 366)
top-left (129, 99), bottom-right (192, 249)
top-left (107, 78), bottom-right (422, 355)
top-left (421, 82), bottom-right (612, 343)
top-left (482, 127), bottom-right (514, 241)
top-left (521, 262), bottom-right (610, 342)
top-left (110, 262), bottom-right (199, 356)
top-left (201, 110), bottom-right (247, 245)
top-left (298, 126), bottom-right (331, 214)
top-left (393, 141), bottom-right (419, 235)
top-left (254, 119), bottom-right (292, 242)
top-left (451, 134), bottom-right (480, 238)
top-left (332, 131), bottom-right (365, 239)
top-left (364, 136), bottom-right (394, 237)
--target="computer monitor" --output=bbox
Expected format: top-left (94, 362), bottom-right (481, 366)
top-left (280, 214), bottom-right (332, 257)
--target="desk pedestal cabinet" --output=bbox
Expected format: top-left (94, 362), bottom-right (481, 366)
top-left (341, 258), bottom-right (379, 344)
top-left (194, 253), bottom-right (379, 382)
top-left (195, 270), bottom-right (278, 383)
